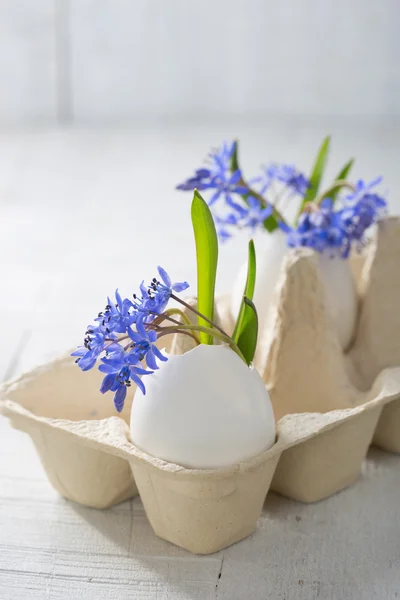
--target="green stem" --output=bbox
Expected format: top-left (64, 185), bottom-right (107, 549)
top-left (230, 139), bottom-right (286, 232)
top-left (163, 308), bottom-right (200, 343)
top-left (171, 294), bottom-right (229, 339)
top-left (240, 177), bottom-right (286, 227)
top-left (157, 324), bottom-right (247, 364)
top-left (164, 308), bottom-right (193, 327)
top-left (315, 180), bottom-right (356, 205)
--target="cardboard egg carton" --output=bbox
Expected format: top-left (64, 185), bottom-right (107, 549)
top-left (1, 216), bottom-right (400, 554)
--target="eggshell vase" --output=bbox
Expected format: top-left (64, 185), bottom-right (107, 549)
top-left (130, 344), bottom-right (276, 469)
top-left (231, 229), bottom-right (358, 357)
top-left (1, 216), bottom-right (400, 554)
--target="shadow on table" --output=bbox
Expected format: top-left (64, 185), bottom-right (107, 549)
top-left (70, 497), bottom-right (133, 553)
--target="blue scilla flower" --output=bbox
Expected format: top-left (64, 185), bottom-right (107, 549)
top-left (71, 324), bottom-right (117, 371)
top-left (215, 196), bottom-right (273, 241)
top-left (279, 198), bottom-right (351, 258)
top-left (176, 141), bottom-right (248, 208)
top-left (99, 349), bottom-right (154, 411)
top-left (279, 175), bottom-right (386, 259)
top-left (138, 266), bottom-right (189, 321)
top-left (176, 168), bottom-right (213, 191)
top-left (252, 163), bottom-right (309, 197)
top-left (207, 169), bottom-right (249, 208)
top-left (127, 326), bottom-right (168, 370)
top-left (341, 178), bottom-right (386, 242)
top-left (72, 266), bottom-right (191, 411)
top-left (95, 290), bottom-right (136, 334)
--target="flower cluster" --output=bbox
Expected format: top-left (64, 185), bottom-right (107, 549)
top-left (72, 268), bottom-right (189, 411)
top-left (177, 140), bottom-right (309, 241)
top-left (216, 196), bottom-right (273, 241)
top-left (176, 141), bottom-right (248, 208)
top-left (251, 163), bottom-right (309, 197)
top-left (280, 178), bottom-right (387, 258)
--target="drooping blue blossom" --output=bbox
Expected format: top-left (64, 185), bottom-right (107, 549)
top-left (127, 326), bottom-right (168, 370)
top-left (278, 178), bottom-right (387, 258)
top-left (279, 198), bottom-right (351, 257)
top-left (72, 268), bottom-right (190, 411)
top-left (252, 163), bottom-right (309, 197)
top-left (71, 324), bottom-right (118, 371)
top-left (340, 178), bottom-right (386, 242)
top-left (215, 196), bottom-right (273, 241)
top-left (176, 141), bottom-right (248, 208)
top-left (95, 290), bottom-right (136, 334)
top-left (99, 348), bottom-right (154, 411)
top-left (137, 266), bottom-right (189, 323)
top-left (175, 168), bottom-right (213, 191)
top-left (207, 169), bottom-right (249, 208)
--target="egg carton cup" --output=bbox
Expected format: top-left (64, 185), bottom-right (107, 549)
top-left (2, 366), bottom-right (399, 554)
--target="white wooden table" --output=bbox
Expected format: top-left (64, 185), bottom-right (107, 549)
top-left (1, 120), bottom-right (400, 599)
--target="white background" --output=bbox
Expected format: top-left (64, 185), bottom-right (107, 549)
top-left (0, 0), bottom-right (399, 124)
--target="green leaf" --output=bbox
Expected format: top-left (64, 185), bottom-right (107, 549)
top-left (235, 297), bottom-right (258, 366)
top-left (329, 158), bottom-right (354, 204)
top-left (230, 140), bottom-right (279, 233)
top-left (230, 139), bottom-right (240, 172)
top-left (297, 135), bottom-right (331, 219)
top-left (191, 189), bottom-right (218, 345)
top-left (232, 239), bottom-right (256, 343)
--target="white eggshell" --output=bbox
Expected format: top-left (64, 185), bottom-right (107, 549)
top-left (231, 230), bottom-right (357, 351)
top-left (318, 253), bottom-right (358, 350)
top-left (130, 344), bottom-right (276, 469)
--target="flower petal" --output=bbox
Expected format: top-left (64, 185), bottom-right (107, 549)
top-left (114, 386), bottom-right (127, 412)
top-left (145, 349), bottom-right (159, 370)
top-left (99, 363), bottom-right (119, 374)
top-left (100, 373), bottom-right (116, 394)
top-left (171, 281), bottom-right (189, 292)
top-left (131, 373), bottom-right (146, 395)
top-left (157, 266), bottom-right (171, 288)
top-left (152, 345), bottom-right (168, 362)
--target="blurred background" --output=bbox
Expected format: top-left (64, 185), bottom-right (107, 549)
top-left (1, 0), bottom-right (399, 380)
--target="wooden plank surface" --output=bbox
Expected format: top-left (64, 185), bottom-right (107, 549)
top-left (1, 121), bottom-right (400, 599)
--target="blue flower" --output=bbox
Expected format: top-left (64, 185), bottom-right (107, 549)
top-left (127, 326), bottom-right (168, 370)
top-left (95, 290), bottom-right (136, 334)
top-left (279, 199), bottom-right (352, 257)
top-left (341, 178), bottom-right (386, 241)
top-left (215, 196), bottom-right (273, 240)
top-left (71, 325), bottom-right (112, 371)
top-left (278, 177), bottom-right (386, 258)
top-left (252, 163), bottom-right (309, 196)
top-left (138, 266), bottom-right (189, 321)
top-left (207, 169), bottom-right (249, 208)
top-left (176, 141), bottom-right (248, 208)
top-left (176, 168), bottom-right (213, 191)
top-left (71, 346), bottom-right (99, 371)
top-left (99, 348), bottom-right (154, 411)
top-left (72, 266), bottom-right (191, 411)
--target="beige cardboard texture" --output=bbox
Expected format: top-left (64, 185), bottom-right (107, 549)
top-left (261, 249), bottom-right (360, 419)
top-left (349, 217), bottom-right (400, 389)
top-left (128, 446), bottom-right (281, 554)
top-left (271, 404), bottom-right (382, 502)
top-left (349, 218), bottom-right (400, 453)
top-left (1, 356), bottom-right (138, 508)
top-left (1, 363), bottom-right (400, 552)
top-left (373, 397), bottom-right (400, 453)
